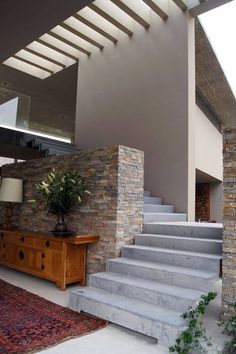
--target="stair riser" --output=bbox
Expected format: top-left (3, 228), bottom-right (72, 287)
top-left (144, 205), bottom-right (174, 213)
top-left (89, 275), bottom-right (199, 312)
top-left (143, 224), bottom-right (223, 239)
top-left (122, 247), bottom-right (220, 273)
top-left (144, 191), bottom-right (151, 197)
top-left (107, 260), bottom-right (214, 291)
top-left (143, 213), bottom-right (187, 222)
top-left (69, 292), bottom-right (182, 346)
top-left (135, 235), bottom-right (222, 255)
top-left (143, 197), bottom-right (162, 205)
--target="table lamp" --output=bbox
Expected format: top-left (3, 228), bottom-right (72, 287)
top-left (0, 177), bottom-right (23, 229)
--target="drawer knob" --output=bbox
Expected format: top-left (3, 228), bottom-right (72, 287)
top-left (41, 265), bottom-right (45, 270)
top-left (21, 237), bottom-right (24, 242)
top-left (3, 244), bottom-right (6, 249)
top-left (42, 253), bottom-right (45, 259)
top-left (19, 251), bottom-right (24, 260)
top-left (45, 241), bottom-right (50, 247)
top-left (1, 233), bottom-right (3, 238)
top-left (2, 254), bottom-right (5, 258)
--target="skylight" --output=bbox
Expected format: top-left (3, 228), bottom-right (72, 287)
top-left (2, 0), bottom-right (174, 79)
top-left (199, 1), bottom-right (236, 98)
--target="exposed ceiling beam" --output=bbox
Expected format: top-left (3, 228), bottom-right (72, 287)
top-left (189, 0), bottom-right (233, 17)
top-left (110, 0), bottom-right (150, 28)
top-left (142, 0), bottom-right (168, 20)
top-left (12, 55), bottom-right (54, 74)
top-left (48, 30), bottom-right (91, 56)
top-left (36, 38), bottom-right (78, 61)
top-left (172, 0), bottom-right (188, 11)
top-left (73, 14), bottom-right (118, 43)
top-left (24, 47), bottom-right (66, 68)
top-left (60, 23), bottom-right (104, 50)
top-left (89, 3), bottom-right (133, 36)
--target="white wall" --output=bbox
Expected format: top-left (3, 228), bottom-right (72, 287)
top-left (76, 2), bottom-right (195, 215)
top-left (195, 105), bottom-right (223, 181)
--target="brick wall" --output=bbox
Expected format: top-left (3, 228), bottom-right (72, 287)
top-left (195, 183), bottom-right (210, 221)
top-left (222, 128), bottom-right (236, 317)
top-left (0, 145), bottom-right (144, 274)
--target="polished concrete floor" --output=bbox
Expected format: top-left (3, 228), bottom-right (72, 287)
top-left (0, 265), bottom-right (228, 354)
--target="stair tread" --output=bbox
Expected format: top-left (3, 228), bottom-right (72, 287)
top-left (109, 257), bottom-right (217, 279)
top-left (137, 234), bottom-right (223, 243)
top-left (91, 272), bottom-right (203, 300)
top-left (144, 221), bottom-right (223, 228)
top-left (143, 212), bottom-right (187, 216)
top-left (72, 287), bottom-right (185, 326)
top-left (144, 204), bottom-right (174, 207)
top-left (123, 245), bottom-right (222, 259)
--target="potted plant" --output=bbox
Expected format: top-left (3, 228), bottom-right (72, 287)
top-left (35, 169), bottom-right (90, 235)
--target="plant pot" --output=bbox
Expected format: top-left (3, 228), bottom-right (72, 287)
top-left (54, 215), bottom-right (67, 233)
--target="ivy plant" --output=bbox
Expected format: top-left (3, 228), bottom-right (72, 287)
top-left (169, 292), bottom-right (218, 354)
top-left (219, 304), bottom-right (236, 354)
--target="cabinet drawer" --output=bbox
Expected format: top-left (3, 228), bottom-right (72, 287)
top-left (35, 238), bottom-right (63, 251)
top-left (0, 232), bottom-right (35, 247)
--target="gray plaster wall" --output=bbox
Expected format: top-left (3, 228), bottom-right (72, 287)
top-left (210, 182), bottom-right (223, 223)
top-left (75, 2), bottom-right (195, 215)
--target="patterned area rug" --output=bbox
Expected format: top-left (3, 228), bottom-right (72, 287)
top-left (0, 279), bottom-right (107, 354)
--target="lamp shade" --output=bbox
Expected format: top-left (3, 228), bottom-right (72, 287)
top-left (0, 178), bottom-right (23, 203)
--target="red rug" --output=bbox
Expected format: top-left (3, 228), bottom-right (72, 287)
top-left (0, 279), bottom-right (107, 354)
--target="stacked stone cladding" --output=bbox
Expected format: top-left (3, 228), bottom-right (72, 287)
top-left (0, 145), bottom-right (144, 275)
top-left (195, 183), bottom-right (210, 221)
top-left (222, 128), bottom-right (236, 318)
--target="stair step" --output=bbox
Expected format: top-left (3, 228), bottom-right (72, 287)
top-left (135, 234), bottom-right (222, 255)
top-left (144, 191), bottom-right (151, 197)
top-left (143, 222), bottom-right (223, 239)
top-left (144, 204), bottom-right (174, 213)
top-left (89, 272), bottom-right (203, 312)
top-left (107, 257), bottom-right (217, 291)
top-left (143, 213), bottom-right (187, 222)
top-left (144, 196), bottom-right (162, 205)
top-left (69, 287), bottom-right (185, 346)
top-left (122, 245), bottom-right (221, 272)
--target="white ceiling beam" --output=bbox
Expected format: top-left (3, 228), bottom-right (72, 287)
top-left (36, 39), bottom-right (78, 61)
top-left (48, 30), bottom-right (91, 56)
top-left (60, 23), bottom-right (104, 50)
top-left (89, 3), bottom-right (133, 36)
top-left (172, 0), bottom-right (188, 11)
top-left (142, 0), bottom-right (168, 20)
top-left (110, 0), bottom-right (150, 28)
top-left (73, 14), bottom-right (118, 44)
top-left (189, 0), bottom-right (233, 17)
top-left (12, 55), bottom-right (54, 75)
top-left (24, 48), bottom-right (66, 68)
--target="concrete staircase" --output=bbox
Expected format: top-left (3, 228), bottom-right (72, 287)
top-left (69, 191), bottom-right (222, 347)
top-left (143, 190), bottom-right (187, 222)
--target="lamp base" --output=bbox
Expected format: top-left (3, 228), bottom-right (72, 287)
top-left (3, 205), bottom-right (17, 230)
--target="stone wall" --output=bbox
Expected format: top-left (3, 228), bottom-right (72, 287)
top-left (0, 145), bottom-right (144, 275)
top-left (195, 183), bottom-right (210, 221)
top-left (222, 128), bottom-right (236, 317)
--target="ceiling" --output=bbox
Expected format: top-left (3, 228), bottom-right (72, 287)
top-left (0, 0), bottom-right (235, 138)
top-left (0, 0), bottom-right (93, 63)
top-left (0, 1), bottom-right (91, 138)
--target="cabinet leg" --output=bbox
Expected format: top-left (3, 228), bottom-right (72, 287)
top-left (56, 282), bottom-right (66, 291)
top-left (80, 277), bottom-right (86, 286)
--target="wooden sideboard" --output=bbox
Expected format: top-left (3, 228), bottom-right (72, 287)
top-left (0, 229), bottom-right (99, 290)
